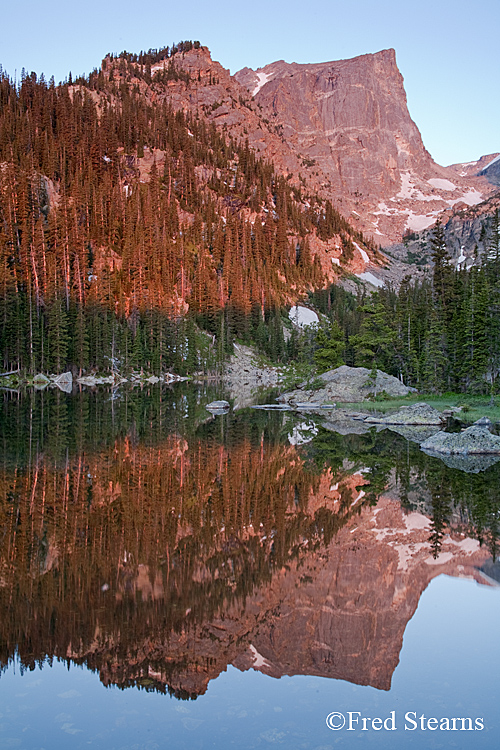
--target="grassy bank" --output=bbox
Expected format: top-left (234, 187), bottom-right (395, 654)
top-left (346, 393), bottom-right (500, 424)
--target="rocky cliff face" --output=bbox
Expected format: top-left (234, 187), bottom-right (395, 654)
top-left (396, 191), bottom-right (500, 272)
top-left (448, 152), bottom-right (500, 190)
top-left (237, 50), bottom-right (430, 202)
top-left (235, 50), bottom-right (495, 245)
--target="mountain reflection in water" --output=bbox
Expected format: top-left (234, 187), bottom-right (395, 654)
top-left (0, 387), bottom-right (497, 699)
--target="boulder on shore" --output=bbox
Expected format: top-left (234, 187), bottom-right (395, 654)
top-left (52, 371), bottom-right (73, 393)
top-left (280, 365), bottom-right (412, 406)
top-left (33, 373), bottom-right (50, 386)
top-left (365, 402), bottom-right (444, 426)
top-left (52, 371), bottom-right (73, 385)
top-left (421, 425), bottom-right (500, 455)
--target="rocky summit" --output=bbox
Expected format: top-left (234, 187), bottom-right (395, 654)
top-left (236, 50), bottom-right (495, 246)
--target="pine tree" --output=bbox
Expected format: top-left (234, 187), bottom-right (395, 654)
top-left (313, 320), bottom-right (345, 373)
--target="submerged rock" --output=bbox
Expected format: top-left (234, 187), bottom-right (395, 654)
top-left (365, 402), bottom-right (444, 426)
top-left (33, 373), bottom-right (50, 386)
top-left (421, 425), bottom-right (500, 455)
top-left (206, 400), bottom-right (230, 414)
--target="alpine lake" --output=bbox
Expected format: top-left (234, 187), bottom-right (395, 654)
top-left (0, 382), bottom-right (499, 749)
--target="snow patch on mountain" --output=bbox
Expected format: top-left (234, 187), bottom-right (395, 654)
top-left (356, 271), bottom-right (384, 288)
top-left (353, 242), bottom-right (370, 264)
top-left (428, 178), bottom-right (456, 191)
top-left (450, 189), bottom-right (483, 207)
top-left (289, 306), bottom-right (319, 328)
top-left (252, 71), bottom-right (271, 97)
top-left (396, 173), bottom-right (445, 203)
top-left (483, 154), bottom-right (500, 171)
top-left (405, 212), bottom-right (439, 232)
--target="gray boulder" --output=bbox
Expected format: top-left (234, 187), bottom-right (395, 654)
top-left (281, 366), bottom-right (412, 405)
top-left (77, 376), bottom-right (98, 386)
top-left (53, 371), bottom-right (73, 386)
top-left (51, 371), bottom-right (73, 393)
top-left (473, 416), bottom-right (493, 430)
top-left (206, 400), bottom-right (230, 413)
top-left (421, 425), bottom-right (500, 455)
top-left (365, 402), bottom-right (444, 426)
top-left (33, 373), bottom-right (50, 386)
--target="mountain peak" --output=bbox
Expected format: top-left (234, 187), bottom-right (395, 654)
top-left (234, 50), bottom-right (493, 244)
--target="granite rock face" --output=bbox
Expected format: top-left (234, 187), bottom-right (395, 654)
top-left (238, 50), bottom-right (428, 203)
top-left (236, 51), bottom-right (493, 244)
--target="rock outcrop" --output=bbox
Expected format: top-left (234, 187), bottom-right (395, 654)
top-left (224, 344), bottom-right (282, 409)
top-left (421, 424), bottom-right (500, 455)
top-left (365, 402), bottom-right (444, 425)
top-left (280, 365), bottom-right (412, 405)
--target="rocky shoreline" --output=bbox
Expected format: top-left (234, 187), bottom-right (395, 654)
top-left (223, 344), bottom-right (282, 409)
top-left (0, 369), bottom-right (189, 393)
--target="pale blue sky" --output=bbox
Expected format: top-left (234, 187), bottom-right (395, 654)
top-left (1, 0), bottom-right (498, 166)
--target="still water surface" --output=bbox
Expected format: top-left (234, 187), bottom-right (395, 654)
top-left (0, 385), bottom-right (499, 749)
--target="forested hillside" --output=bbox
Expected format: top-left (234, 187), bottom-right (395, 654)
top-left (309, 216), bottom-right (500, 394)
top-left (0, 44), bottom-right (374, 375)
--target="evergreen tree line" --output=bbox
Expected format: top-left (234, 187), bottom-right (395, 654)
top-left (299, 215), bottom-right (500, 393)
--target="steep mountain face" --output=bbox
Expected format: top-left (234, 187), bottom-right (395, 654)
top-left (235, 50), bottom-right (495, 245)
top-left (0, 39), bottom-right (497, 358)
top-left (126, 45), bottom-right (381, 275)
top-left (0, 43), bottom-right (381, 367)
top-left (237, 50), bottom-right (430, 202)
top-left (479, 154), bottom-right (500, 186)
